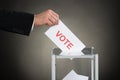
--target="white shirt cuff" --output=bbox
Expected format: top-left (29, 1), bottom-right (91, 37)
top-left (31, 17), bottom-right (34, 32)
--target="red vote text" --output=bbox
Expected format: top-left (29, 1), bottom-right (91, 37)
top-left (56, 30), bottom-right (74, 50)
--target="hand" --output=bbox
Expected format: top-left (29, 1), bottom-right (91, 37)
top-left (34, 9), bottom-right (59, 27)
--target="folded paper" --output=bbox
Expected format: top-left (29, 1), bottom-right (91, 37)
top-left (45, 20), bottom-right (85, 55)
top-left (63, 70), bottom-right (88, 80)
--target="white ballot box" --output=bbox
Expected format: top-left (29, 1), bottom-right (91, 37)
top-left (44, 20), bottom-right (99, 80)
top-left (51, 48), bottom-right (99, 80)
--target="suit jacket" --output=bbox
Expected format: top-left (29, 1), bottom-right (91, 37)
top-left (0, 10), bottom-right (34, 35)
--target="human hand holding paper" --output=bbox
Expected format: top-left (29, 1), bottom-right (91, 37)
top-left (45, 20), bottom-right (85, 55)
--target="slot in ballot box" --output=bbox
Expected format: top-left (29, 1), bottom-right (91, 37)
top-left (51, 48), bottom-right (99, 80)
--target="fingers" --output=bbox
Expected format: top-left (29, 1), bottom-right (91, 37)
top-left (47, 19), bottom-right (54, 26)
top-left (50, 10), bottom-right (59, 24)
top-left (47, 9), bottom-right (59, 26)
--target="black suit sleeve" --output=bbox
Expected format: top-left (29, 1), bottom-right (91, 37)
top-left (0, 10), bottom-right (34, 35)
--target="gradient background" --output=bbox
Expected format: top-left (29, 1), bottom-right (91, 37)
top-left (0, 0), bottom-right (119, 80)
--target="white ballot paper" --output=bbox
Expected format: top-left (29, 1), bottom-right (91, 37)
top-left (63, 70), bottom-right (88, 80)
top-left (45, 20), bottom-right (85, 55)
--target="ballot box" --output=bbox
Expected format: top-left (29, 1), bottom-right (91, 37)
top-left (51, 48), bottom-right (99, 80)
